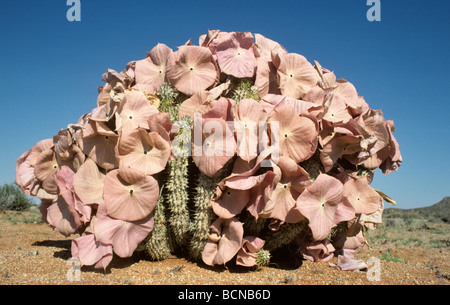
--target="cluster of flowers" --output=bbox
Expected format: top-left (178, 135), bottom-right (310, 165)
top-left (15, 30), bottom-right (401, 271)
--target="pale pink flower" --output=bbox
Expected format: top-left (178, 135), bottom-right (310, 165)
top-left (134, 43), bottom-right (172, 94)
top-left (166, 45), bottom-right (217, 96)
top-left (277, 53), bottom-right (319, 99)
top-left (236, 236), bottom-right (265, 267)
top-left (215, 32), bottom-right (257, 78)
top-left (93, 203), bottom-right (154, 258)
top-left (103, 167), bottom-right (159, 222)
top-left (71, 234), bottom-right (113, 270)
top-left (202, 217), bottom-right (244, 266)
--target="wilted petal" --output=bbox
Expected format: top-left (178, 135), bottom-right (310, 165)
top-left (90, 98), bottom-right (119, 122)
top-left (332, 79), bottom-right (364, 113)
top-left (192, 117), bottom-right (236, 177)
top-left (147, 112), bottom-right (173, 142)
top-left (332, 219), bottom-right (366, 252)
top-left (178, 91), bottom-right (214, 120)
top-left (320, 135), bottom-right (362, 172)
top-left (301, 238), bottom-right (335, 262)
top-left (357, 109), bottom-right (390, 155)
top-left (234, 98), bottom-right (266, 162)
top-left (55, 166), bottom-right (85, 229)
top-left (236, 236), bottom-right (265, 267)
top-left (203, 96), bottom-right (235, 121)
top-left (46, 196), bottom-right (77, 237)
top-left (71, 234), bottom-right (113, 270)
top-left (255, 60), bottom-right (280, 97)
top-left (254, 33), bottom-right (287, 61)
top-left (379, 121), bottom-right (402, 174)
top-left (80, 120), bottom-right (119, 170)
top-left (211, 187), bottom-right (250, 219)
top-left (202, 217), bottom-right (244, 266)
top-left (93, 204), bottom-right (154, 258)
top-left (34, 148), bottom-right (59, 195)
top-left (329, 253), bottom-right (368, 271)
top-left (15, 139), bottom-right (53, 194)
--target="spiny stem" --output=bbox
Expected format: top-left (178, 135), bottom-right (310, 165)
top-left (263, 220), bottom-right (309, 252)
top-left (188, 158), bottom-right (235, 260)
top-left (144, 187), bottom-right (172, 261)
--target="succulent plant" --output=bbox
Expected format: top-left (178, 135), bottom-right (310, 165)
top-left (144, 188), bottom-right (172, 261)
top-left (15, 30), bottom-right (402, 272)
top-left (229, 78), bottom-right (260, 103)
top-left (255, 249), bottom-right (271, 268)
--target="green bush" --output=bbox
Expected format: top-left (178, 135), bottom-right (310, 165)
top-left (0, 183), bottom-right (34, 211)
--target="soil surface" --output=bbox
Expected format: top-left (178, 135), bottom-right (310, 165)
top-left (0, 210), bottom-right (449, 285)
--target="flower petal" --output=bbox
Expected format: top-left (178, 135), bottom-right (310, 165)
top-left (166, 45), bottom-right (217, 96)
top-left (103, 168), bottom-right (159, 221)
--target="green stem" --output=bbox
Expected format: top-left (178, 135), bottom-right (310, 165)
top-left (145, 188), bottom-right (172, 261)
top-left (166, 157), bottom-right (190, 245)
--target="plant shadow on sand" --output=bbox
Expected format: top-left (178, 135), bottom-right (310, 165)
top-left (32, 239), bottom-right (72, 260)
top-left (31, 239), bottom-right (144, 273)
top-left (29, 236), bottom-right (306, 275)
top-left (192, 244), bottom-right (305, 274)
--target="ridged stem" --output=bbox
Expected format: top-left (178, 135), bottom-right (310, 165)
top-left (188, 172), bottom-right (219, 260)
top-left (263, 219), bottom-right (309, 252)
top-left (144, 189), bottom-right (172, 261)
top-left (166, 156), bottom-right (190, 245)
top-left (188, 158), bottom-right (235, 260)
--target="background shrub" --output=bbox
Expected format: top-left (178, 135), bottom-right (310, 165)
top-left (0, 183), bottom-right (34, 211)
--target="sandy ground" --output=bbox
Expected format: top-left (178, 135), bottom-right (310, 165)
top-left (0, 210), bottom-right (448, 285)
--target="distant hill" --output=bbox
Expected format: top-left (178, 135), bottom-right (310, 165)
top-left (383, 196), bottom-right (450, 222)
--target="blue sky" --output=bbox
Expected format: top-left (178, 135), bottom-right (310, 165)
top-left (0, 0), bottom-right (449, 209)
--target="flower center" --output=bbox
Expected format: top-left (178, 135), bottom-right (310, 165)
top-left (129, 189), bottom-right (134, 195)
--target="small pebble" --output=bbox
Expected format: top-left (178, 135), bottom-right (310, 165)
top-left (28, 250), bottom-right (38, 256)
top-left (283, 275), bottom-right (294, 284)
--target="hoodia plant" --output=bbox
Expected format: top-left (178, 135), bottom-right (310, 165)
top-left (16, 30), bottom-right (401, 271)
